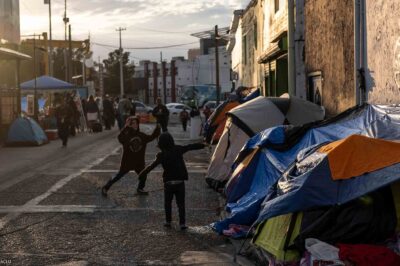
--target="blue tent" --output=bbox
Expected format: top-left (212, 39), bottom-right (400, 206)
top-left (213, 104), bottom-right (400, 233)
top-left (6, 117), bottom-right (48, 146)
top-left (20, 75), bottom-right (75, 91)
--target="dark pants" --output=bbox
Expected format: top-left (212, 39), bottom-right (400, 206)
top-left (104, 166), bottom-right (147, 191)
top-left (157, 119), bottom-right (168, 132)
top-left (164, 182), bottom-right (185, 224)
top-left (181, 120), bottom-right (187, 131)
top-left (58, 124), bottom-right (69, 146)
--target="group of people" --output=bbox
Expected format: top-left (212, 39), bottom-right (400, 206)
top-left (101, 115), bottom-right (207, 230)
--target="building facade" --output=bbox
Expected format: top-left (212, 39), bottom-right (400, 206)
top-left (0, 0), bottom-right (20, 45)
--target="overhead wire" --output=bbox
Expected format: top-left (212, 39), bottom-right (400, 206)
top-left (92, 41), bottom-right (198, 50)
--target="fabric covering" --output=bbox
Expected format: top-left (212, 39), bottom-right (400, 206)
top-left (206, 95), bottom-right (324, 190)
top-left (319, 135), bottom-right (400, 180)
top-left (338, 244), bottom-right (400, 266)
top-left (213, 104), bottom-right (400, 234)
top-left (6, 117), bottom-right (48, 146)
top-left (20, 75), bottom-right (75, 90)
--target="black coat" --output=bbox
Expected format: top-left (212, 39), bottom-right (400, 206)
top-left (152, 105), bottom-right (169, 123)
top-left (118, 126), bottom-right (160, 171)
top-left (139, 137), bottom-right (205, 183)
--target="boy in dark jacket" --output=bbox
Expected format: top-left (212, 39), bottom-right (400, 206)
top-left (138, 132), bottom-right (206, 230)
top-left (102, 116), bottom-right (160, 196)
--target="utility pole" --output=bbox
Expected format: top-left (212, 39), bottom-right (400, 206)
top-left (33, 34), bottom-right (38, 120)
top-left (214, 25), bottom-right (220, 105)
top-left (161, 51), bottom-right (167, 103)
top-left (116, 27), bottom-right (126, 98)
top-left (63, 0), bottom-right (69, 81)
top-left (44, 0), bottom-right (53, 76)
top-left (68, 24), bottom-right (72, 82)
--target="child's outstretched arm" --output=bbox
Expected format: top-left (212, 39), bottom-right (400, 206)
top-left (181, 143), bottom-right (208, 154)
top-left (144, 124), bottom-right (161, 143)
top-left (138, 153), bottom-right (161, 179)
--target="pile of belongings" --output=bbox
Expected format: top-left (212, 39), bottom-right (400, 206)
top-left (211, 104), bottom-right (400, 265)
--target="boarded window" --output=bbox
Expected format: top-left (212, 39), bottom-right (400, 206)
top-left (275, 0), bottom-right (280, 13)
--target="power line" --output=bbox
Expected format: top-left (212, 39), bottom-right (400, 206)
top-left (91, 41), bottom-right (198, 50)
top-left (130, 26), bottom-right (206, 35)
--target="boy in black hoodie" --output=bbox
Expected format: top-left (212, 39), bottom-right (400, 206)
top-left (102, 116), bottom-right (160, 196)
top-left (138, 132), bottom-right (206, 230)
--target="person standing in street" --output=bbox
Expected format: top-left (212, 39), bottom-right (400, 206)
top-left (102, 94), bottom-right (115, 130)
top-left (152, 97), bottom-right (169, 132)
top-left (179, 108), bottom-right (189, 132)
top-left (138, 132), bottom-right (206, 230)
top-left (55, 97), bottom-right (73, 147)
top-left (86, 95), bottom-right (100, 131)
top-left (203, 105), bottom-right (212, 121)
top-left (117, 95), bottom-right (133, 130)
top-left (102, 116), bottom-right (160, 196)
top-left (66, 93), bottom-right (79, 136)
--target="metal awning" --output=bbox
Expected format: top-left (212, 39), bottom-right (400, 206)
top-left (0, 47), bottom-right (32, 61)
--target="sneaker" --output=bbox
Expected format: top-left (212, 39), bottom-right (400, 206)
top-left (180, 224), bottom-right (188, 230)
top-left (137, 189), bottom-right (149, 195)
top-left (164, 222), bottom-right (171, 228)
top-left (101, 186), bottom-right (108, 197)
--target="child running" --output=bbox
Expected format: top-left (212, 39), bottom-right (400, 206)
top-left (138, 132), bottom-right (206, 230)
top-left (102, 116), bottom-right (160, 196)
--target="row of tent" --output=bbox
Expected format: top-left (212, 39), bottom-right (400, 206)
top-left (204, 98), bottom-right (400, 263)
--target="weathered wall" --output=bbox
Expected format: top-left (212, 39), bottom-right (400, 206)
top-left (366, 0), bottom-right (400, 103)
top-left (304, 0), bottom-right (354, 116)
top-left (241, 0), bottom-right (265, 89)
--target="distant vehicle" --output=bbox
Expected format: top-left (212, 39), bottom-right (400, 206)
top-left (166, 103), bottom-right (192, 122)
top-left (180, 85), bottom-right (221, 108)
top-left (133, 101), bottom-right (152, 114)
top-left (203, 101), bottom-right (218, 112)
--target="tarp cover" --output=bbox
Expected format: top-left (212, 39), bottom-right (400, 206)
top-left (6, 117), bottom-right (48, 146)
top-left (20, 75), bottom-right (75, 90)
top-left (213, 104), bottom-right (400, 233)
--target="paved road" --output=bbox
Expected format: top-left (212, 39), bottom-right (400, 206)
top-left (0, 124), bottom-right (248, 265)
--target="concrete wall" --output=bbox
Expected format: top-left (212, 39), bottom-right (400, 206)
top-left (365, 0), bottom-right (400, 103)
top-left (304, 0), bottom-right (355, 116)
top-left (231, 19), bottom-right (243, 89)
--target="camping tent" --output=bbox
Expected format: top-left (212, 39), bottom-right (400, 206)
top-left (212, 104), bottom-right (400, 233)
top-left (256, 134), bottom-right (400, 222)
top-left (6, 117), bottom-right (48, 146)
top-left (203, 89), bottom-right (260, 144)
top-left (205, 95), bottom-right (325, 190)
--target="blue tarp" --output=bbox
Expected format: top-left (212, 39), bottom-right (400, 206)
top-left (6, 117), bottom-right (48, 146)
top-left (213, 105), bottom-right (400, 233)
top-left (20, 75), bottom-right (75, 90)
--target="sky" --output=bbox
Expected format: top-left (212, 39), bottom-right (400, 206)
top-left (20, 0), bottom-right (246, 64)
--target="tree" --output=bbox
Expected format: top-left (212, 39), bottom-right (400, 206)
top-left (103, 49), bottom-right (135, 96)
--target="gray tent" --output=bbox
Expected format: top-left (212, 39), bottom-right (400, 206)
top-left (206, 95), bottom-right (325, 189)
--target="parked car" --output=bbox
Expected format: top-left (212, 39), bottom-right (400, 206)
top-left (133, 101), bottom-right (152, 114)
top-left (203, 101), bottom-right (218, 112)
top-left (166, 103), bottom-right (192, 123)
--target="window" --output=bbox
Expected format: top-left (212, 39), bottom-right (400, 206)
top-left (275, 0), bottom-right (280, 13)
top-left (175, 105), bottom-right (183, 110)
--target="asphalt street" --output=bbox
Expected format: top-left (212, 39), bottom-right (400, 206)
top-left (0, 124), bottom-right (249, 265)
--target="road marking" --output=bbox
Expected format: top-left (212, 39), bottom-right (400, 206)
top-left (0, 205), bottom-right (215, 214)
top-left (0, 147), bottom-right (121, 231)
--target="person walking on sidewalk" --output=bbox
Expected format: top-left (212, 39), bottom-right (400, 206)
top-left (55, 97), bottom-right (73, 147)
top-left (152, 97), bottom-right (169, 132)
top-left (138, 132), bottom-right (206, 230)
top-left (117, 95), bottom-right (133, 130)
top-left (102, 117), bottom-right (160, 196)
top-left (179, 108), bottom-right (189, 132)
